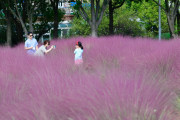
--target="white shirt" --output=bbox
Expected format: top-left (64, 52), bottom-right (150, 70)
top-left (74, 48), bottom-right (83, 60)
top-left (34, 45), bottom-right (46, 56)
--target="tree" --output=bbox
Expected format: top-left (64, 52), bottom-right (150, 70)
top-left (5, 10), bottom-right (12, 46)
top-left (49, 0), bottom-right (64, 39)
top-left (69, 15), bottom-right (91, 37)
top-left (152, 0), bottom-right (180, 38)
top-left (34, 6), bottom-right (53, 40)
top-left (7, 0), bottom-right (46, 36)
top-left (0, 0), bottom-right (65, 46)
top-left (49, 0), bottom-right (60, 39)
top-left (4, 0), bottom-right (63, 41)
top-left (176, 9), bottom-right (180, 36)
top-left (0, 0), bottom-right (12, 46)
top-left (74, 0), bottom-right (111, 37)
top-left (70, 4), bottom-right (144, 37)
top-left (0, 0), bottom-right (25, 46)
top-left (108, 0), bottom-right (142, 35)
top-left (112, 5), bottom-right (144, 36)
top-left (130, 0), bottom-right (169, 38)
top-left (33, 2), bottom-right (64, 40)
top-left (108, 0), bottom-right (125, 35)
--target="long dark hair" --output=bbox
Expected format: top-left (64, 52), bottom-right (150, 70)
top-left (76, 41), bottom-right (83, 50)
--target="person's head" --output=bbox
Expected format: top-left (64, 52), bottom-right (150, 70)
top-left (44, 40), bottom-right (50, 47)
top-left (76, 41), bottom-right (83, 49)
top-left (28, 32), bottom-right (33, 39)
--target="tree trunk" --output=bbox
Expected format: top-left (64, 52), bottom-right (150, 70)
top-left (152, 0), bottom-right (179, 38)
top-left (21, 19), bottom-right (28, 36)
top-left (78, 0), bottom-right (110, 37)
top-left (167, 15), bottom-right (177, 38)
top-left (53, 1), bottom-right (59, 39)
top-left (9, 8), bottom-right (28, 36)
top-left (14, 19), bottom-right (24, 44)
top-left (109, 0), bottom-right (114, 35)
top-left (91, 0), bottom-right (97, 37)
top-left (91, 24), bottom-right (97, 37)
top-left (22, 0), bottom-right (27, 22)
top-left (177, 10), bottom-right (180, 36)
top-left (6, 11), bottom-right (12, 46)
top-left (29, 12), bottom-right (34, 33)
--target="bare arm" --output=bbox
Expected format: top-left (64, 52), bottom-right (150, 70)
top-left (36, 45), bottom-right (38, 50)
top-left (45, 46), bottom-right (54, 54)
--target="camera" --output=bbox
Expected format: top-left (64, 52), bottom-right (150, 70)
top-left (53, 45), bottom-right (56, 49)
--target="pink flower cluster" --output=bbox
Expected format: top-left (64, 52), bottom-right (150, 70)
top-left (0, 36), bottom-right (180, 120)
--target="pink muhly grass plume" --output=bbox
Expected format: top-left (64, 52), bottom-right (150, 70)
top-left (0, 36), bottom-right (180, 120)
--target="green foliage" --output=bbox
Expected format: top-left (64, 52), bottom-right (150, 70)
top-left (98, 13), bottom-right (109, 36)
top-left (70, 4), bottom-right (144, 37)
top-left (34, 5), bottom-right (64, 39)
top-left (129, 0), bottom-right (169, 37)
top-left (158, 33), bottom-right (171, 39)
top-left (113, 5), bottom-right (144, 36)
top-left (73, 0), bottom-right (82, 10)
top-left (34, 3), bottom-right (64, 23)
top-left (0, 9), bottom-right (5, 18)
top-left (70, 6), bottom-right (91, 37)
top-left (69, 16), bottom-right (91, 37)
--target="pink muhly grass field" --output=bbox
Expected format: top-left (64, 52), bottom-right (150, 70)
top-left (0, 36), bottom-right (180, 120)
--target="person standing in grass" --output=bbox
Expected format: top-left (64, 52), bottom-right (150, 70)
top-left (24, 32), bottom-right (38, 54)
top-left (74, 41), bottom-right (84, 65)
top-left (34, 40), bottom-right (54, 56)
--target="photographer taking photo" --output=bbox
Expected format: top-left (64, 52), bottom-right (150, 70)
top-left (34, 40), bottom-right (55, 56)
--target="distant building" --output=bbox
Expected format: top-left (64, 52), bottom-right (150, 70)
top-left (45, 0), bottom-right (74, 20)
